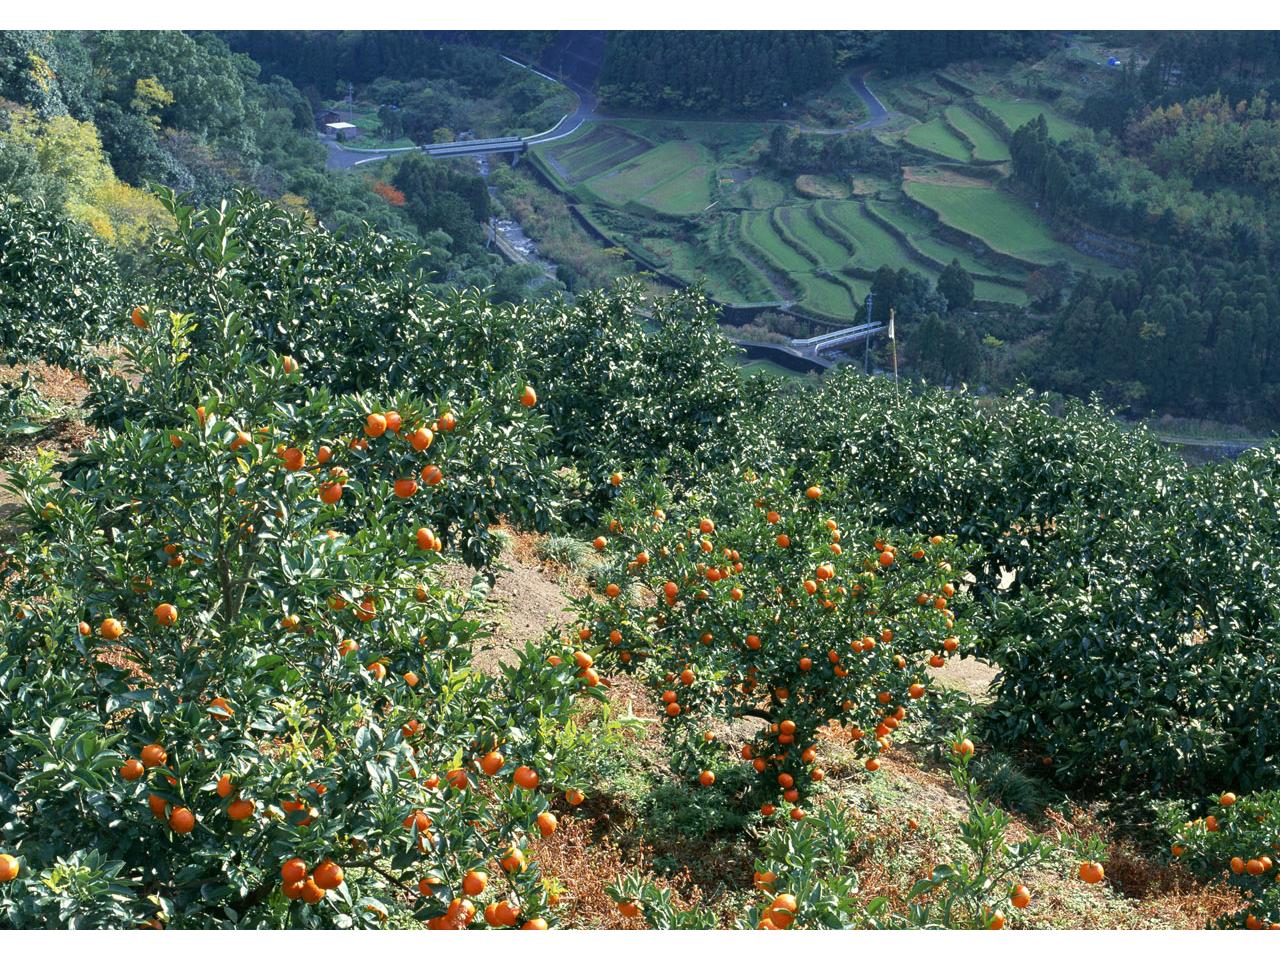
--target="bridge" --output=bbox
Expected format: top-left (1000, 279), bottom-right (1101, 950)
top-left (792, 320), bottom-right (886, 353)
top-left (420, 136), bottom-right (528, 159)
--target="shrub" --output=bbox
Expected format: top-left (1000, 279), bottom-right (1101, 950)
top-left (1162, 789), bottom-right (1280, 929)
top-left (575, 468), bottom-right (973, 812)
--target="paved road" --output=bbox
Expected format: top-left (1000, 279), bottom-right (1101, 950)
top-left (851, 70), bottom-right (892, 129)
top-left (324, 58), bottom-right (599, 171)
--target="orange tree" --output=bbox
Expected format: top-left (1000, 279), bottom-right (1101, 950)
top-left (0, 352), bottom-right (597, 928)
top-left (84, 194), bottom-right (561, 570)
top-left (985, 443), bottom-right (1280, 797)
top-left (0, 233), bottom-right (596, 927)
top-left (0, 196), bottom-right (124, 374)
top-left (573, 468), bottom-right (973, 814)
top-left (607, 743), bottom-right (1047, 930)
top-left (514, 281), bottom-right (773, 521)
top-left (1162, 789), bottom-right (1280, 929)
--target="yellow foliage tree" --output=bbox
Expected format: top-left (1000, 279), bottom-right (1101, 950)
top-left (0, 106), bottom-right (170, 247)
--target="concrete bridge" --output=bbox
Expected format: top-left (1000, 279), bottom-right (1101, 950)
top-left (792, 320), bottom-right (886, 356)
top-left (421, 136), bottom-right (528, 159)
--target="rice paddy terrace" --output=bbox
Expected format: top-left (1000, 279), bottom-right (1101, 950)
top-left (527, 51), bottom-right (1121, 327)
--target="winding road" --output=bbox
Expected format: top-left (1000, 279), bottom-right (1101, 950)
top-left (323, 57), bottom-right (599, 171)
top-left (851, 69), bottom-right (892, 129)
top-left (324, 62), bottom-right (887, 170)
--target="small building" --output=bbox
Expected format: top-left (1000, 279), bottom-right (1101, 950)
top-left (1107, 57), bottom-right (1122, 67)
top-left (316, 109), bottom-right (342, 126)
top-left (324, 121), bottom-right (359, 142)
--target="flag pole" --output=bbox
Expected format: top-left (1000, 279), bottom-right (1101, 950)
top-left (888, 308), bottom-right (899, 398)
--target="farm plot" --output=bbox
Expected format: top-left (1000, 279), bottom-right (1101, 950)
top-left (781, 205), bottom-right (853, 266)
top-left (545, 124), bottom-right (652, 183)
top-left (905, 117), bottom-right (972, 162)
top-left (867, 199), bottom-right (1025, 281)
top-left (975, 95), bottom-right (1083, 140)
top-left (944, 106), bottom-right (1010, 163)
top-left (582, 141), bottom-right (715, 217)
top-left (742, 209), bottom-right (813, 274)
top-left (904, 180), bottom-right (1108, 273)
top-left (819, 200), bottom-right (917, 273)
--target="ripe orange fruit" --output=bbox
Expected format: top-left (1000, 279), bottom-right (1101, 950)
top-left (169, 807), bottom-right (195, 834)
top-left (1011, 884), bottom-right (1031, 908)
top-left (140, 744), bottom-right (167, 768)
top-left (227, 799), bottom-right (254, 821)
top-left (1220, 792), bottom-right (1237, 806)
top-left (100, 618), bottom-right (124, 640)
top-left (462, 870), bottom-right (487, 896)
top-left (806, 485), bottom-right (822, 500)
top-left (480, 751), bottom-right (504, 776)
top-left (878, 550), bottom-right (894, 566)
top-left (393, 478), bottom-right (418, 498)
top-left (121, 758), bottom-right (145, 781)
top-left (1078, 861), bottom-right (1105, 884)
top-left (437, 411), bottom-right (458, 432)
top-left (698, 770), bottom-right (715, 787)
top-left (522, 918), bottom-right (548, 930)
top-left (208, 697), bottom-right (233, 720)
top-left (952, 738), bottom-right (975, 757)
top-left (619, 901), bottom-right (641, 918)
top-left (408, 427), bottom-right (434, 452)
top-left (300, 877), bottom-right (326, 904)
top-left (216, 774), bottom-right (234, 798)
top-left (402, 810), bottom-right (431, 833)
top-left (319, 482), bottom-right (343, 505)
top-left (281, 858), bottom-right (308, 884)
top-left (0, 854), bottom-right (19, 882)
top-left (364, 413), bottom-right (387, 438)
top-left (281, 355), bottom-right (299, 375)
top-left (313, 860), bottom-right (344, 890)
top-left (148, 794), bottom-right (168, 819)
top-left (537, 811), bottom-right (558, 837)
top-left (987, 910), bottom-right (1006, 930)
top-left (130, 306), bottom-right (148, 329)
top-left (512, 765), bottom-right (540, 790)
top-left (384, 411), bottom-right (402, 434)
top-left (519, 385), bottom-right (538, 407)
top-left (566, 788), bottom-right (585, 806)
top-left (420, 465), bottom-right (443, 486)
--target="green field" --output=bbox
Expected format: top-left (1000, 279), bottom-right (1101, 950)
top-left (866, 199), bottom-right (1026, 282)
top-left (322, 101), bottom-right (414, 149)
top-left (547, 125), bottom-right (651, 183)
top-left (820, 200), bottom-right (914, 273)
top-left (904, 180), bottom-right (1085, 266)
top-left (581, 141), bottom-right (715, 216)
top-left (519, 84), bottom-right (1110, 327)
top-left (974, 96), bottom-right (1083, 141)
top-left (904, 117), bottom-right (972, 162)
top-left (944, 106), bottom-right (1010, 163)
top-left (783, 207), bottom-right (851, 266)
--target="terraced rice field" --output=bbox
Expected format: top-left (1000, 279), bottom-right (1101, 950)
top-left (944, 106), bottom-right (1010, 163)
top-left (975, 96), bottom-right (1084, 141)
top-left (544, 125), bottom-right (652, 183)
top-left (582, 141), bottom-right (715, 217)
top-left (818, 201), bottom-right (916, 273)
top-left (780, 207), bottom-right (852, 267)
top-left (903, 180), bottom-right (1102, 270)
top-left (866, 199), bottom-right (1024, 280)
top-left (645, 234), bottom-right (773, 304)
top-left (904, 117), bottom-right (972, 162)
